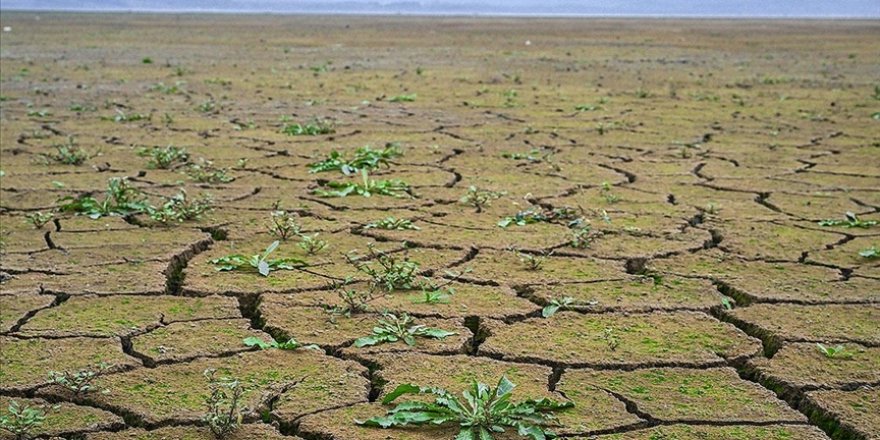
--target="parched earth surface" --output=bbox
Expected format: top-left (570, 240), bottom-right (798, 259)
top-left (1, 12), bottom-right (878, 440)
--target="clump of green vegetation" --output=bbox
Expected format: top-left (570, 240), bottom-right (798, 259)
top-left (202, 368), bottom-right (244, 439)
top-left (815, 343), bottom-right (853, 359)
top-left (308, 143), bottom-right (403, 175)
top-left (210, 241), bottom-right (305, 277)
top-left (501, 148), bottom-right (549, 162)
top-left (103, 109), bottom-right (149, 123)
top-left (347, 244), bottom-right (419, 291)
top-left (542, 296), bottom-right (598, 317)
top-left (196, 100), bottom-right (216, 113)
top-left (354, 313), bottom-right (455, 347)
top-left (47, 362), bottom-right (110, 395)
top-left (364, 216), bottom-right (420, 230)
top-left (600, 181), bottom-right (620, 204)
top-left (858, 246), bottom-right (879, 259)
top-left (141, 57), bottom-right (153, 64)
top-left (150, 81), bottom-right (185, 94)
top-left (818, 212), bottom-right (877, 229)
top-left (281, 118), bottom-right (335, 136)
top-left (575, 103), bottom-right (603, 112)
top-left (327, 281), bottom-right (373, 319)
top-left (600, 327), bottom-right (620, 351)
top-left (147, 190), bottom-right (213, 224)
top-left (24, 212), bottom-right (53, 229)
top-left (26, 108), bottom-right (51, 118)
top-left (185, 159), bottom-right (234, 183)
top-left (358, 375), bottom-right (573, 440)
top-left (502, 89), bottom-right (518, 107)
top-left (517, 250), bottom-right (548, 271)
top-left (387, 93), bottom-right (416, 103)
top-left (243, 336), bottom-right (317, 350)
top-left (0, 400), bottom-right (53, 440)
top-left (267, 210), bottom-right (302, 240)
top-left (459, 186), bottom-right (505, 213)
top-left (297, 233), bottom-right (328, 255)
top-left (40, 137), bottom-right (97, 165)
top-left (498, 207), bottom-right (579, 228)
top-left (59, 177), bottom-right (148, 219)
top-left (313, 170), bottom-right (410, 198)
top-left (137, 145), bottom-right (189, 169)
top-left (569, 221), bottom-right (597, 248)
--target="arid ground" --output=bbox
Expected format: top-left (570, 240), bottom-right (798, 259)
top-left (0, 12), bottom-right (878, 440)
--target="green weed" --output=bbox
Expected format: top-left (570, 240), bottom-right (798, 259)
top-left (353, 313), bottom-right (455, 347)
top-left (202, 369), bottom-right (243, 439)
top-left (308, 143), bottom-right (402, 175)
top-left (137, 145), bottom-right (189, 169)
top-left (47, 362), bottom-right (110, 395)
top-left (313, 170), bottom-right (410, 198)
top-left (818, 212), bottom-right (877, 229)
top-left (24, 212), bottom-right (53, 229)
top-left (364, 216), bottom-right (420, 230)
top-left (210, 241), bottom-right (306, 277)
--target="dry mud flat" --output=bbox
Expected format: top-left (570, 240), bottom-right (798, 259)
top-left (1, 12), bottom-right (879, 440)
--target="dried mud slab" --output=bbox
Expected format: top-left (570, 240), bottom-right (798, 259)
top-left (713, 220), bottom-right (846, 261)
top-left (649, 249), bottom-right (879, 304)
top-left (586, 424), bottom-right (831, 439)
top-left (259, 301), bottom-right (470, 353)
top-left (563, 368), bottom-right (805, 424)
top-left (0, 261), bottom-right (170, 296)
top-left (288, 281), bottom-right (539, 319)
top-left (17, 294), bottom-right (241, 337)
top-left (129, 318), bottom-right (268, 365)
top-left (480, 311), bottom-right (760, 368)
top-left (0, 293), bottom-right (55, 332)
top-left (0, 336), bottom-right (138, 392)
top-left (461, 249), bottom-right (629, 285)
top-left (524, 276), bottom-right (722, 313)
top-left (554, 228), bottom-right (710, 260)
top-left (0, 396), bottom-right (124, 439)
top-left (39, 349), bottom-right (368, 426)
top-left (801, 387), bottom-right (879, 440)
top-left (84, 424), bottom-right (300, 440)
top-left (723, 304), bottom-right (880, 350)
top-left (360, 218), bottom-right (568, 251)
top-left (747, 343), bottom-right (880, 400)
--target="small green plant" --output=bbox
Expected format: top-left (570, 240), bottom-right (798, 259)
top-left (0, 400), bottom-right (53, 440)
top-left (501, 148), bottom-right (546, 162)
top-left (600, 327), bottom-right (620, 351)
top-left (210, 241), bottom-right (306, 277)
top-left (24, 212), bottom-right (53, 229)
top-left (196, 100), bottom-right (216, 113)
top-left (281, 119), bottom-right (335, 136)
top-left (347, 244), bottom-right (420, 291)
top-left (150, 81), bottom-right (184, 94)
top-left (243, 336), bottom-right (317, 350)
top-left (40, 138), bottom-right (97, 165)
top-left (364, 216), bottom-right (420, 230)
top-left (47, 362), bottom-right (110, 395)
top-left (517, 251), bottom-right (548, 271)
top-left (858, 246), bottom-right (879, 259)
top-left (569, 222), bottom-right (596, 248)
top-left (358, 375), bottom-right (573, 440)
top-left (354, 313), bottom-right (456, 347)
top-left (815, 343), bottom-right (853, 359)
top-left (185, 159), bottom-right (234, 183)
top-left (142, 57), bottom-right (153, 64)
top-left (498, 207), bottom-right (579, 228)
top-left (502, 89), bottom-right (518, 107)
top-left (308, 143), bottom-right (403, 175)
top-left (59, 177), bottom-right (148, 219)
top-left (818, 212), bottom-right (877, 229)
top-left (600, 181), bottom-right (620, 203)
top-left (459, 186), bottom-right (505, 213)
top-left (387, 93), bottom-right (416, 103)
top-left (103, 109), bottom-right (148, 122)
top-left (267, 210), bottom-right (301, 240)
top-left (313, 170), bottom-right (410, 198)
top-left (137, 145), bottom-right (189, 169)
top-left (147, 190), bottom-right (212, 224)
top-left (575, 103), bottom-right (603, 112)
top-left (297, 233), bottom-right (328, 255)
top-left (542, 296), bottom-right (598, 317)
top-left (203, 368), bottom-right (244, 439)
top-left (328, 281), bottom-right (374, 319)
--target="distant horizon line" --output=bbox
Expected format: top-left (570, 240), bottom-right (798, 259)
top-left (2, 8), bottom-right (878, 19)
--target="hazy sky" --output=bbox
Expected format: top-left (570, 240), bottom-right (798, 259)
top-left (2, 0), bottom-right (878, 17)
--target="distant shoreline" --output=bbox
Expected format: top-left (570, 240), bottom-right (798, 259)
top-left (1, 8), bottom-right (878, 19)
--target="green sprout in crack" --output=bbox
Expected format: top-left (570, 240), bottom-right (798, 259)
top-left (59, 177), bottom-right (148, 219)
top-left (185, 158), bottom-right (234, 183)
top-left (308, 143), bottom-right (403, 175)
top-left (569, 220), bottom-right (598, 249)
top-left (815, 343), bottom-right (854, 359)
top-left (364, 216), bottom-right (420, 231)
top-left (0, 400), bottom-right (55, 440)
top-left (313, 169), bottom-right (411, 198)
top-left (267, 210), bottom-right (302, 241)
top-left (24, 212), bottom-right (53, 229)
top-left (818, 212), bottom-right (877, 229)
top-left (147, 190), bottom-right (213, 224)
top-left (541, 296), bottom-right (597, 318)
top-left (387, 93), bottom-right (416, 103)
top-left (459, 186), bottom-right (505, 213)
top-left (47, 362), bottom-right (111, 395)
top-left (600, 181), bottom-right (620, 204)
top-left (409, 269), bottom-right (470, 305)
top-left (357, 375), bottom-right (573, 440)
top-left (210, 241), bottom-right (306, 277)
top-left (137, 145), bottom-right (189, 169)
top-left (327, 280), bottom-right (374, 319)
top-left (501, 148), bottom-right (549, 162)
top-left (40, 137), bottom-right (98, 165)
top-left (243, 336), bottom-right (318, 351)
top-left (297, 233), bottom-right (328, 255)
top-left (517, 250), bottom-right (550, 271)
top-left (203, 368), bottom-right (243, 439)
top-left (346, 244), bottom-right (420, 291)
top-left (281, 118), bottom-right (335, 136)
top-left (353, 313), bottom-right (456, 348)
top-left (102, 109), bottom-right (149, 123)
top-left (498, 206), bottom-right (580, 228)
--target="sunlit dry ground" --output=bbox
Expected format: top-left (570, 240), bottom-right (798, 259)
top-left (0, 12), bottom-right (878, 440)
